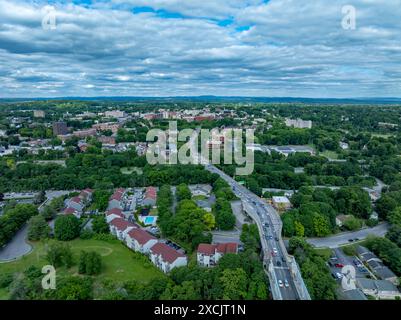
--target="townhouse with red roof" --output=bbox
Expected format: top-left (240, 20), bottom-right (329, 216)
top-left (142, 186), bottom-right (157, 207)
top-left (79, 188), bottom-right (93, 203)
top-left (108, 188), bottom-right (126, 210)
top-left (109, 217), bottom-right (137, 241)
top-left (63, 206), bottom-right (81, 219)
top-left (197, 242), bottom-right (238, 267)
top-left (105, 208), bottom-right (125, 223)
top-left (149, 242), bottom-right (188, 273)
top-left (126, 228), bottom-right (158, 254)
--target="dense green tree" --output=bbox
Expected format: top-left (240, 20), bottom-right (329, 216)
top-left (92, 215), bottom-right (109, 234)
top-left (54, 215), bottom-right (81, 241)
top-left (28, 214), bottom-right (50, 241)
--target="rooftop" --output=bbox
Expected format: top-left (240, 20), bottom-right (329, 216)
top-left (150, 242), bottom-right (185, 264)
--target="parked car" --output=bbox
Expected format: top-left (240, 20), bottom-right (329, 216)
top-left (335, 263), bottom-right (344, 268)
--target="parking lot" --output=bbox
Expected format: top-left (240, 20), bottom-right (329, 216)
top-left (327, 247), bottom-right (372, 299)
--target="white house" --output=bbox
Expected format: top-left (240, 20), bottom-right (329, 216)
top-left (109, 217), bottom-right (137, 241)
top-left (197, 243), bottom-right (238, 267)
top-left (149, 242), bottom-right (187, 273)
top-left (126, 228), bottom-right (158, 254)
top-left (189, 184), bottom-right (212, 197)
top-left (272, 196), bottom-right (291, 212)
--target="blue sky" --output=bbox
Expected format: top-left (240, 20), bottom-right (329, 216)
top-left (0, 0), bottom-right (400, 98)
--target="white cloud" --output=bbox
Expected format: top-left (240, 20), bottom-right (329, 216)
top-left (0, 0), bottom-right (400, 98)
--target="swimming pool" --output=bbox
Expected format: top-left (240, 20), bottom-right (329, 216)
top-left (144, 216), bottom-right (157, 225)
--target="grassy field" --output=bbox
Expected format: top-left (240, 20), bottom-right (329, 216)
top-left (0, 288), bottom-right (8, 300)
top-left (315, 247), bottom-right (333, 260)
top-left (149, 207), bottom-right (158, 216)
top-left (192, 195), bottom-right (208, 201)
top-left (320, 150), bottom-right (339, 160)
top-left (0, 238), bottom-right (164, 299)
top-left (120, 167), bottom-right (143, 175)
top-left (371, 133), bottom-right (393, 139)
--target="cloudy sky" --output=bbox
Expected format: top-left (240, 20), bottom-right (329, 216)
top-left (0, 0), bottom-right (400, 98)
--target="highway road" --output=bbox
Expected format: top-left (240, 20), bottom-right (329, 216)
top-left (205, 164), bottom-right (303, 300)
top-left (305, 223), bottom-right (389, 248)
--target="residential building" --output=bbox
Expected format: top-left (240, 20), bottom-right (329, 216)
top-left (98, 136), bottom-right (116, 145)
top-left (149, 242), bottom-right (188, 273)
top-left (143, 186), bottom-right (157, 206)
top-left (79, 188), bottom-right (93, 201)
top-left (285, 118), bottom-right (312, 129)
top-left (66, 196), bottom-right (84, 213)
top-left (356, 278), bottom-right (401, 300)
top-left (105, 208), bottom-right (125, 223)
top-left (72, 128), bottom-right (97, 138)
top-left (356, 245), bottom-right (399, 285)
top-left (63, 206), bottom-right (81, 219)
top-left (105, 110), bottom-right (126, 118)
top-left (197, 242), bottom-right (238, 267)
top-left (109, 217), bottom-right (136, 241)
top-left (126, 228), bottom-right (158, 254)
top-left (33, 110), bottom-right (45, 118)
top-left (335, 214), bottom-right (353, 227)
top-left (53, 121), bottom-right (68, 135)
top-left (272, 196), bottom-right (291, 212)
top-left (189, 184), bottom-right (212, 197)
top-left (108, 188), bottom-right (126, 210)
top-left (92, 122), bottom-right (121, 134)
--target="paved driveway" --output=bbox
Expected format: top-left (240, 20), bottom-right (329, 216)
top-left (0, 224), bottom-right (32, 262)
top-left (212, 229), bottom-right (242, 244)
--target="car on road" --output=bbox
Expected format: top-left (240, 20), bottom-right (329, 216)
top-left (284, 279), bottom-right (289, 288)
top-left (335, 263), bottom-right (344, 268)
top-left (358, 267), bottom-right (368, 273)
top-left (354, 238), bottom-right (360, 241)
top-left (281, 256), bottom-right (286, 262)
top-left (278, 280), bottom-right (284, 288)
top-left (276, 261), bottom-right (282, 267)
top-left (272, 248), bottom-right (278, 256)
top-left (267, 235), bottom-right (273, 240)
top-left (348, 239), bottom-right (354, 242)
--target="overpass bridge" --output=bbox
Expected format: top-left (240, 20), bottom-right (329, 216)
top-left (206, 164), bottom-right (311, 300)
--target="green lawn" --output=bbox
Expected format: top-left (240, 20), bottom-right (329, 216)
top-left (192, 195), bottom-right (207, 201)
top-left (315, 247), bottom-right (333, 260)
top-left (371, 133), bottom-right (393, 139)
top-left (0, 288), bottom-right (8, 300)
top-left (0, 238), bottom-right (164, 299)
top-left (120, 167), bottom-right (143, 175)
top-left (149, 207), bottom-right (158, 216)
top-left (320, 150), bottom-right (339, 160)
